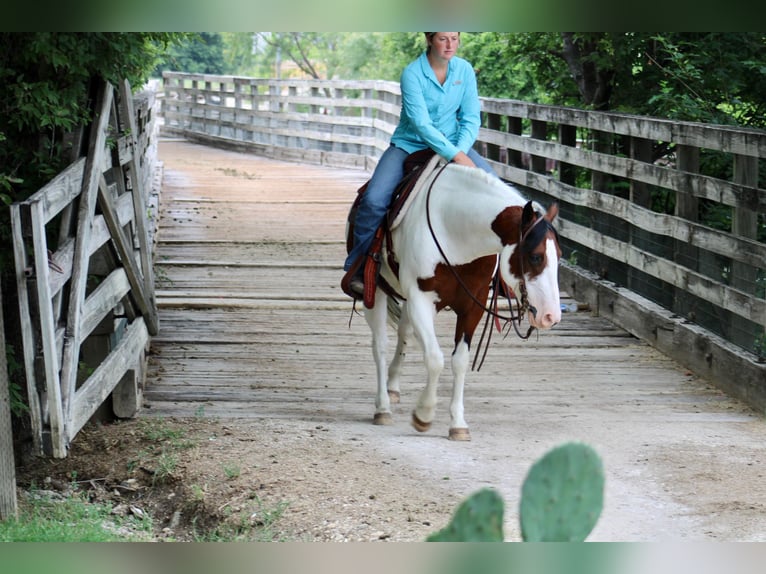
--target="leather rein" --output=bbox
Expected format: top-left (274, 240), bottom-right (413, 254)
top-left (424, 164), bottom-right (547, 370)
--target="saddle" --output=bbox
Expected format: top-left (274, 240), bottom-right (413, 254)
top-left (341, 149), bottom-right (445, 307)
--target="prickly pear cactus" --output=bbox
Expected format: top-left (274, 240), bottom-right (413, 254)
top-left (519, 442), bottom-right (605, 542)
top-left (426, 487), bottom-right (505, 542)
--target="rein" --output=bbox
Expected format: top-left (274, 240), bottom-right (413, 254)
top-left (424, 166), bottom-right (540, 370)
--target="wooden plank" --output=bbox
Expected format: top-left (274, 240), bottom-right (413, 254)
top-left (112, 369), bottom-right (140, 419)
top-left (58, 82), bottom-right (114, 456)
top-left (70, 319), bottom-right (149, 439)
top-left (16, 158), bottom-right (87, 225)
top-left (96, 174), bottom-right (156, 332)
top-left (0, 284), bottom-right (18, 519)
top-left (30, 200), bottom-right (66, 458)
top-left (119, 79), bottom-right (159, 336)
top-left (10, 204), bottom-right (44, 454)
top-left (80, 268), bottom-right (131, 339)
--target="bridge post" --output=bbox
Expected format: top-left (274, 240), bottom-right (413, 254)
top-left (485, 113), bottom-right (501, 163)
top-left (507, 116), bottom-right (523, 168)
top-left (558, 124), bottom-right (577, 186)
top-left (731, 154), bottom-right (761, 352)
top-left (628, 136), bottom-right (654, 295)
top-left (530, 119), bottom-right (548, 174)
top-left (674, 145), bottom-right (700, 319)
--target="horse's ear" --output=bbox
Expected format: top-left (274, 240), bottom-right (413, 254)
top-left (545, 201), bottom-right (559, 222)
top-left (522, 201), bottom-right (536, 229)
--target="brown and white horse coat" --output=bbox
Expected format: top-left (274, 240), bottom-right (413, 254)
top-left (362, 163), bottom-right (561, 440)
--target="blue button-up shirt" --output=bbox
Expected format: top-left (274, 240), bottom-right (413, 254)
top-left (391, 52), bottom-right (481, 162)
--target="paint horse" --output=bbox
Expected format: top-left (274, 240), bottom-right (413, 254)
top-left (352, 160), bottom-right (562, 441)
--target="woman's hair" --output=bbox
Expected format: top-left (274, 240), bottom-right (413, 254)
top-left (424, 32), bottom-right (459, 53)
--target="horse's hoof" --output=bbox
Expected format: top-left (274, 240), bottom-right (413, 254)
top-left (373, 412), bottom-right (392, 425)
top-left (388, 390), bottom-right (400, 404)
top-left (411, 412), bottom-right (432, 433)
top-left (448, 428), bottom-right (471, 441)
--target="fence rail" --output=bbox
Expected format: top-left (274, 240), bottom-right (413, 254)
top-left (11, 80), bottom-right (160, 458)
top-left (161, 71), bottom-right (765, 411)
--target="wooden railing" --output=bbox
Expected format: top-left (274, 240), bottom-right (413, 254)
top-left (11, 80), bottom-right (160, 458)
top-left (161, 72), bottom-right (765, 410)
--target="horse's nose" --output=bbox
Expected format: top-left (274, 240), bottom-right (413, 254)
top-left (540, 312), bottom-right (558, 328)
top-left (530, 309), bottom-right (560, 329)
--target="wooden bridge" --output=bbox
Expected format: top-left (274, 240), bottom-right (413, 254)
top-left (144, 138), bottom-right (766, 541)
top-left (146, 139), bottom-right (636, 416)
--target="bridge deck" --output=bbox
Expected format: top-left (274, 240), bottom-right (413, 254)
top-left (144, 139), bottom-right (766, 541)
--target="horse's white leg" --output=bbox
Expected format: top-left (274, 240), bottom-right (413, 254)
top-left (448, 339), bottom-right (471, 441)
top-left (407, 293), bottom-right (443, 433)
top-left (364, 291), bottom-right (392, 425)
top-left (386, 301), bottom-right (411, 404)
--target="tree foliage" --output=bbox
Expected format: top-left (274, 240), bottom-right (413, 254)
top-left (0, 33), bottom-right (186, 207)
top-left (154, 32), bottom-right (225, 76)
top-left (0, 32), bottom-right (186, 291)
top-left (477, 32), bottom-right (766, 127)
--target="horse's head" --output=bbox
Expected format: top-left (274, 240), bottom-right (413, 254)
top-left (499, 201), bottom-right (562, 329)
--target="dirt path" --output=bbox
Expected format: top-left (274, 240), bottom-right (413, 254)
top-left (19, 139), bottom-right (766, 542)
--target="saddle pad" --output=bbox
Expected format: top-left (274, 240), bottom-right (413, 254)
top-left (390, 153), bottom-right (446, 231)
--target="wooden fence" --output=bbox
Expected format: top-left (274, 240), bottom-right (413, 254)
top-left (160, 71), bottom-right (766, 411)
top-left (11, 80), bottom-right (160, 458)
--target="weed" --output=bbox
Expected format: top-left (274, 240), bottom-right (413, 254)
top-left (192, 495), bottom-right (289, 542)
top-left (223, 464), bottom-right (241, 480)
top-left (153, 452), bottom-right (179, 484)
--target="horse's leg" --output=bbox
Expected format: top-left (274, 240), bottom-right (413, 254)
top-left (407, 292), bottom-right (444, 433)
top-left (364, 291), bottom-right (392, 425)
top-left (448, 335), bottom-right (471, 441)
top-left (447, 276), bottom-right (493, 442)
top-left (386, 301), bottom-right (411, 404)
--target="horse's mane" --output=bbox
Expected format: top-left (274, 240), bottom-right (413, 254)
top-left (442, 163), bottom-right (528, 206)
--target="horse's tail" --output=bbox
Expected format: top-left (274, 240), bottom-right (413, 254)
top-left (386, 295), bottom-right (402, 326)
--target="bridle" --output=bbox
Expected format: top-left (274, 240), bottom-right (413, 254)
top-left (424, 164), bottom-right (555, 370)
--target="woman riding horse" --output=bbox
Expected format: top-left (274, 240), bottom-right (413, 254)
top-left (343, 32), bottom-right (497, 297)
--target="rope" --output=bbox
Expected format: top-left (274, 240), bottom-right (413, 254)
top-left (423, 166), bottom-right (537, 370)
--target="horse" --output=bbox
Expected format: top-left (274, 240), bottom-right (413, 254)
top-left (349, 160), bottom-right (562, 441)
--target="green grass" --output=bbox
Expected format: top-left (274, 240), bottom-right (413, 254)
top-left (2, 419), bottom-right (293, 542)
top-left (127, 418), bottom-right (197, 484)
top-left (0, 489), bottom-right (153, 542)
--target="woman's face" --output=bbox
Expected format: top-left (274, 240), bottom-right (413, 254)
top-left (428, 32), bottom-right (460, 61)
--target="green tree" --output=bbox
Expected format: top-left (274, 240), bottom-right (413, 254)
top-left (222, 32), bottom-right (418, 81)
top-left (154, 32), bottom-right (224, 76)
top-left (484, 32), bottom-right (766, 127)
top-left (0, 33), bottom-right (185, 208)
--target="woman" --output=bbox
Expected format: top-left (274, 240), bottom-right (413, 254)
top-left (344, 32), bottom-right (496, 297)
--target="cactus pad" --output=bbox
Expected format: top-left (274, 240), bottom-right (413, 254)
top-left (519, 442), bottom-right (604, 542)
top-left (426, 487), bottom-right (505, 542)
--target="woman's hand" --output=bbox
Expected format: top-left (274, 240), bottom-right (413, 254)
top-left (451, 151), bottom-right (477, 168)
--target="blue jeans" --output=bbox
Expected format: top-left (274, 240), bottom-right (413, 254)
top-left (344, 145), bottom-right (498, 272)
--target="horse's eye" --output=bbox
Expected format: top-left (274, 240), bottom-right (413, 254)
top-left (529, 254), bottom-right (543, 266)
